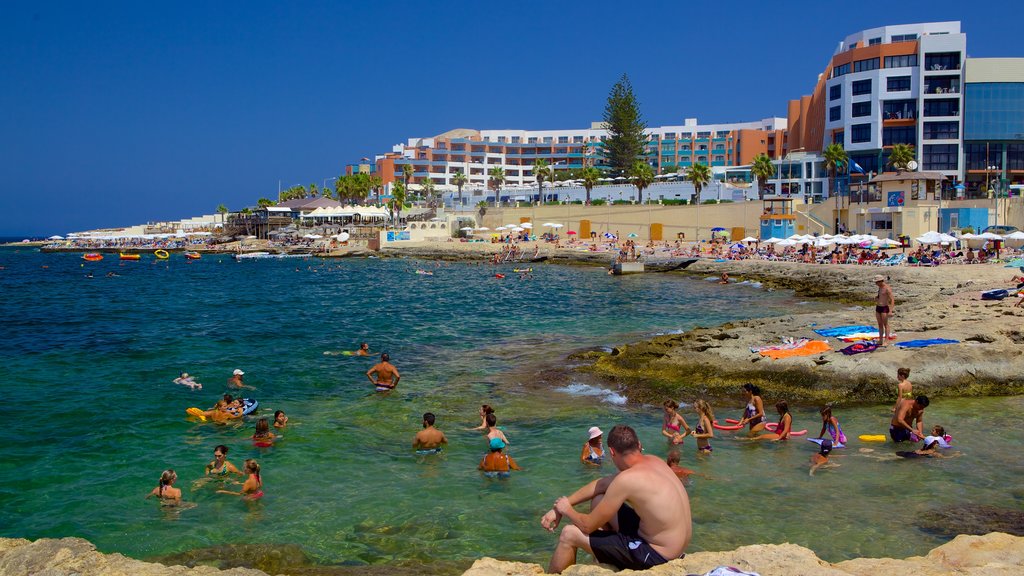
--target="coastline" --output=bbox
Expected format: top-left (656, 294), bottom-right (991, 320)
top-left (379, 242), bottom-right (1024, 404)
top-left (3, 533), bottom-right (1022, 575)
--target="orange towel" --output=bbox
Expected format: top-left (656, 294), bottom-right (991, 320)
top-left (761, 340), bottom-right (831, 360)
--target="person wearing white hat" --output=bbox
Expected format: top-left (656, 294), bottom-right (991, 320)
top-left (580, 427), bottom-right (604, 466)
top-left (228, 369), bottom-right (252, 389)
top-left (874, 275), bottom-right (895, 346)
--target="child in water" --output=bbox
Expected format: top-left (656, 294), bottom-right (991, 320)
top-left (273, 410), bottom-right (288, 429)
top-left (146, 469), bottom-right (182, 504)
top-left (252, 418), bottom-right (276, 447)
top-left (173, 372), bottom-right (202, 390)
top-left (217, 459), bottom-right (264, 499)
top-left (666, 450), bottom-right (695, 481)
top-left (816, 406), bottom-right (847, 445)
top-left (810, 439), bottom-right (834, 476)
top-left (479, 437), bottom-right (521, 478)
top-left (893, 367), bottom-right (912, 413)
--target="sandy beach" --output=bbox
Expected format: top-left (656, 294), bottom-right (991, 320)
top-left (377, 240), bottom-right (1024, 404)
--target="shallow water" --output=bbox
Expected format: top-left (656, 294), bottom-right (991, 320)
top-left (0, 249), bottom-right (1019, 570)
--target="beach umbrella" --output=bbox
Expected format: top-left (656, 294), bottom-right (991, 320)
top-left (740, 236), bottom-right (759, 243)
top-left (627, 233), bottom-right (639, 238)
top-left (1005, 231), bottom-right (1024, 240)
top-left (47, 235), bottom-right (64, 240)
top-left (711, 227), bottom-right (726, 232)
top-left (977, 232), bottom-right (1003, 241)
top-left (511, 227), bottom-right (525, 232)
top-left (460, 227), bottom-right (474, 231)
top-left (542, 222), bottom-right (558, 227)
top-left (567, 230), bottom-right (578, 235)
top-left (960, 233), bottom-right (977, 239)
top-left (776, 239), bottom-right (798, 247)
top-left (475, 227), bottom-right (490, 231)
top-left (762, 237), bottom-right (783, 244)
top-left (875, 238), bottom-right (901, 248)
top-left (335, 232), bottom-right (350, 242)
top-left (521, 223), bottom-right (533, 229)
top-left (495, 226), bottom-right (508, 231)
top-left (549, 224), bottom-right (564, 229)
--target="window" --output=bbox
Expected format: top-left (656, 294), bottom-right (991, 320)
top-left (833, 131), bottom-right (844, 145)
top-left (511, 136), bottom-right (521, 143)
top-left (883, 100), bottom-right (917, 119)
top-left (572, 136), bottom-right (583, 143)
top-left (852, 101), bottom-right (871, 117)
top-left (923, 121), bottom-right (958, 140)
top-left (831, 63), bottom-right (851, 78)
top-left (892, 33), bottom-right (918, 43)
top-left (852, 79), bottom-right (872, 96)
top-left (663, 132), bottom-right (675, 139)
top-left (869, 37), bottom-right (882, 46)
top-left (924, 52), bottom-right (961, 71)
top-left (558, 136), bottom-right (568, 143)
top-left (829, 106), bottom-right (841, 122)
top-left (964, 143), bottom-right (997, 170)
top-left (714, 155), bottom-right (724, 162)
top-left (884, 54), bottom-right (918, 68)
top-left (528, 137), bottom-right (537, 144)
top-left (882, 126), bottom-right (916, 146)
top-left (497, 136), bottom-right (506, 143)
top-left (887, 76), bottom-right (911, 91)
top-left (830, 84), bottom-right (842, 100)
top-left (543, 137), bottom-right (553, 143)
top-left (697, 131), bottom-right (711, 138)
top-left (849, 153), bottom-right (879, 174)
top-left (923, 144), bottom-right (958, 170)
top-left (850, 123), bottom-right (872, 143)
top-left (697, 156), bottom-right (708, 162)
top-left (924, 99), bottom-right (959, 117)
top-left (853, 58), bottom-right (879, 73)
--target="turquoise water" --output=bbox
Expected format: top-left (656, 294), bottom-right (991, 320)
top-left (0, 248), bottom-right (1020, 571)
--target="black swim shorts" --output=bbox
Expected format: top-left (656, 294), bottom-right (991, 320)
top-left (889, 425), bottom-right (912, 443)
top-left (875, 305), bottom-right (890, 314)
top-left (588, 505), bottom-right (679, 570)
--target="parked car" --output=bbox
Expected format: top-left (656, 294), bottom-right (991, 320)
top-left (982, 225), bottom-right (1019, 235)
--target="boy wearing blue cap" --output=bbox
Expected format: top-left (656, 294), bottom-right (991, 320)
top-left (479, 437), bottom-right (521, 478)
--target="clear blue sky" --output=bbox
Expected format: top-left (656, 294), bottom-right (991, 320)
top-left (1, 0), bottom-right (1019, 235)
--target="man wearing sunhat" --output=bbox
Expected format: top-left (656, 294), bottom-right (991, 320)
top-left (227, 369), bottom-right (252, 389)
top-left (874, 274), bottom-right (895, 346)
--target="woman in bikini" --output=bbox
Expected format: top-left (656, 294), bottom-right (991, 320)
top-left (217, 459), bottom-right (264, 499)
top-left (661, 400), bottom-right (691, 445)
top-left (146, 469), bottom-right (182, 505)
top-left (737, 384), bottom-right (766, 435)
top-left (754, 401), bottom-right (793, 441)
top-left (205, 445), bottom-right (243, 477)
top-left (252, 418), bottom-right (276, 448)
top-left (690, 399), bottom-right (715, 453)
top-left (467, 404), bottom-right (495, 431)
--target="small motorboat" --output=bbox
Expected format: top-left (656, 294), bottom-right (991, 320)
top-left (82, 253), bottom-right (103, 262)
top-left (119, 253), bottom-right (140, 261)
top-left (184, 252), bottom-right (201, 260)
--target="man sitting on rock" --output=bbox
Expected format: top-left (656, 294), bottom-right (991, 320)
top-left (540, 425), bottom-right (692, 573)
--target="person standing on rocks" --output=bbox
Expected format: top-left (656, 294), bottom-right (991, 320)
top-left (874, 275), bottom-right (895, 346)
top-left (540, 425), bottom-right (691, 573)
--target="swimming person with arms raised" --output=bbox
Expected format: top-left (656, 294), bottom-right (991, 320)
top-left (737, 384), bottom-right (766, 435)
top-left (366, 352), bottom-right (400, 391)
top-left (217, 459), bottom-right (264, 499)
top-left (891, 395), bottom-right (929, 443)
top-left (146, 469), bottom-right (182, 505)
top-left (413, 412), bottom-right (448, 455)
top-left (479, 437), bottom-right (521, 478)
top-left (540, 425), bottom-right (691, 574)
top-left (661, 400), bottom-right (691, 445)
top-left (580, 426), bottom-right (604, 466)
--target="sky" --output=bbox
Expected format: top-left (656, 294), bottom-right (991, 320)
top-left (1, 0), bottom-right (1020, 235)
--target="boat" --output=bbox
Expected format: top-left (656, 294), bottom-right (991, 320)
top-left (119, 253), bottom-right (140, 261)
top-left (234, 252), bottom-right (308, 260)
top-left (184, 252), bottom-right (201, 260)
top-left (154, 249), bottom-right (170, 259)
top-left (82, 253), bottom-right (103, 262)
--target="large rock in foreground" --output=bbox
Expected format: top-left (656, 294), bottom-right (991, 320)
top-left (463, 533), bottom-right (1024, 576)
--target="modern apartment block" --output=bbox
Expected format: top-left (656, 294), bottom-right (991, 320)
top-left (788, 22), bottom-right (966, 183)
top-left (372, 118), bottom-right (787, 196)
top-left (962, 58), bottom-right (1024, 197)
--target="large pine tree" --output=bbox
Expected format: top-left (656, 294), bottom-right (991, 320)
top-left (602, 73), bottom-right (648, 176)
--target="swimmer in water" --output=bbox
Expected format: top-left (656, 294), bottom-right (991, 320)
top-left (737, 383), bottom-right (766, 435)
top-left (205, 445), bottom-right (243, 477)
top-left (690, 400), bottom-right (715, 454)
top-left (895, 437), bottom-right (960, 459)
top-left (273, 410), bottom-right (288, 429)
top-left (354, 342), bottom-right (371, 356)
top-left (468, 404), bottom-right (495, 431)
top-left (661, 400), bottom-right (691, 445)
top-left (252, 418), bottom-right (276, 447)
top-left (217, 459), bottom-right (264, 499)
top-left (227, 369), bottom-right (253, 389)
top-left (146, 469), bottom-right (182, 504)
top-left (893, 367), bottom-right (912, 413)
top-left (484, 412), bottom-right (510, 447)
top-left (479, 437), bottom-right (521, 478)
top-left (366, 352), bottom-right (400, 390)
top-left (580, 426), bottom-right (604, 466)
top-left (816, 406), bottom-right (847, 445)
top-left (753, 401), bottom-right (793, 441)
top-left (413, 412), bottom-right (448, 454)
top-left (173, 372), bottom-right (202, 390)
top-left (666, 450), bottom-right (695, 480)
top-left (719, 272), bottom-right (730, 285)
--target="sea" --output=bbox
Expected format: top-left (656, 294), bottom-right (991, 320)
top-left (0, 245), bottom-right (1020, 572)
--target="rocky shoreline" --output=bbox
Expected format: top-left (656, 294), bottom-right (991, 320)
top-left (2, 533), bottom-right (1022, 576)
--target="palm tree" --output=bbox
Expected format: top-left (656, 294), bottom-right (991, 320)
top-left (532, 159), bottom-right (550, 204)
top-left (580, 166), bottom-right (601, 205)
top-left (256, 198), bottom-right (274, 208)
top-left (750, 154), bottom-right (775, 199)
top-left (402, 164), bottom-right (415, 196)
top-left (216, 204), bottom-right (228, 228)
top-left (629, 161), bottom-right (654, 204)
top-left (823, 143), bottom-right (849, 234)
top-left (488, 166), bottom-right (505, 207)
top-left (476, 200), bottom-right (488, 221)
top-left (688, 162), bottom-right (712, 242)
top-left (391, 180), bottom-right (407, 224)
top-left (309, 183), bottom-right (319, 198)
top-left (420, 177), bottom-right (437, 209)
top-left (888, 143), bottom-right (916, 173)
top-left (368, 175), bottom-right (383, 205)
top-left (451, 171), bottom-right (468, 209)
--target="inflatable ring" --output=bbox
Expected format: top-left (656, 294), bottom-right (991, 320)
top-left (82, 253), bottom-right (103, 261)
top-left (859, 434), bottom-right (886, 442)
top-left (765, 422), bottom-right (807, 436)
top-left (712, 420), bottom-right (743, 431)
top-left (725, 418), bottom-right (741, 424)
top-left (154, 249), bottom-right (170, 259)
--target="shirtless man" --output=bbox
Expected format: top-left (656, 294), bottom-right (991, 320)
top-left (890, 395), bottom-right (929, 443)
top-left (540, 425), bottom-right (691, 573)
top-left (874, 275), bottom-right (895, 346)
top-left (366, 352), bottom-right (400, 390)
top-left (354, 342), bottom-right (371, 356)
top-left (413, 412), bottom-right (448, 453)
top-left (227, 369), bottom-right (252, 389)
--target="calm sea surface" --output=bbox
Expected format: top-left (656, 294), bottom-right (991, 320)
top-left (0, 247), bottom-right (1020, 570)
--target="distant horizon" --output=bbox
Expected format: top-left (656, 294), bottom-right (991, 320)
top-left (2, 2), bottom-right (1020, 235)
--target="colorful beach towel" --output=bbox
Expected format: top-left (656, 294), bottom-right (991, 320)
top-left (760, 340), bottom-right (830, 360)
top-left (750, 338), bottom-right (809, 354)
top-left (840, 342), bottom-right (878, 355)
top-left (814, 325), bottom-right (875, 338)
top-left (894, 338), bottom-right (959, 349)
